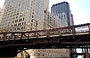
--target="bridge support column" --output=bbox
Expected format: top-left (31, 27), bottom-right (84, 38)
top-left (82, 47), bottom-right (89, 58)
top-left (70, 48), bottom-right (77, 58)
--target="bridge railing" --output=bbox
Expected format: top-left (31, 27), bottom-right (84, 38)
top-left (0, 23), bottom-right (90, 41)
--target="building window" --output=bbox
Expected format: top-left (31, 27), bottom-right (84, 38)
top-left (15, 20), bottom-right (18, 23)
top-left (19, 4), bottom-right (20, 6)
top-left (23, 18), bottom-right (24, 21)
top-left (16, 16), bottom-right (18, 18)
top-left (18, 23), bottom-right (21, 26)
top-left (14, 24), bottom-right (17, 26)
top-left (15, 28), bottom-right (16, 30)
top-left (22, 22), bottom-right (23, 25)
top-left (19, 19), bottom-right (22, 22)
top-left (17, 28), bottom-right (20, 30)
top-left (31, 19), bottom-right (33, 22)
top-left (32, 15), bottom-right (34, 18)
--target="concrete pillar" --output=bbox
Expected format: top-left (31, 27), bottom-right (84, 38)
top-left (21, 51), bottom-right (24, 58)
top-left (70, 48), bottom-right (77, 58)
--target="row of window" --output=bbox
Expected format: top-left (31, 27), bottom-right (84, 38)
top-left (1, 17), bottom-right (24, 27)
top-left (13, 18), bottom-right (24, 23)
top-left (13, 22), bottom-right (26, 27)
top-left (14, 26), bottom-right (25, 30)
top-left (3, 12), bottom-right (23, 20)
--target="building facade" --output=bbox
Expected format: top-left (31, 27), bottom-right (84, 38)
top-left (16, 49), bottom-right (70, 58)
top-left (44, 10), bottom-right (60, 29)
top-left (51, 1), bottom-right (72, 27)
top-left (0, 9), bottom-right (3, 32)
top-left (56, 13), bottom-right (68, 27)
top-left (0, 0), bottom-right (49, 32)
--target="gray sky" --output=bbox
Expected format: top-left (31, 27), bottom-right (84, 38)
top-left (0, 0), bottom-right (90, 25)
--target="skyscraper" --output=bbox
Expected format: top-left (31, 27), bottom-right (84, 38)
top-left (51, 1), bottom-right (72, 27)
top-left (1, 0), bottom-right (49, 32)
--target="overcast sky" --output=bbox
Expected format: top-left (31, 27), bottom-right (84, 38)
top-left (0, 0), bottom-right (90, 25)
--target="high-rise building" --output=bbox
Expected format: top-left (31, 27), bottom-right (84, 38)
top-left (0, 0), bottom-right (49, 32)
top-left (51, 1), bottom-right (72, 27)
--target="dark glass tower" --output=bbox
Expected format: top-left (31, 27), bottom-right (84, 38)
top-left (51, 1), bottom-right (72, 26)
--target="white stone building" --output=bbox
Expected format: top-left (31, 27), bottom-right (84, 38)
top-left (1, 0), bottom-right (49, 32)
top-left (16, 49), bottom-right (70, 58)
